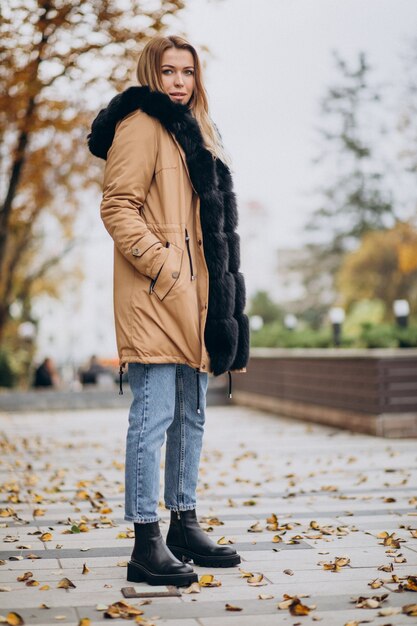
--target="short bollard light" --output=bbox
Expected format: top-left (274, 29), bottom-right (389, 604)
top-left (393, 299), bottom-right (410, 328)
top-left (250, 315), bottom-right (264, 331)
top-left (329, 307), bottom-right (345, 347)
top-left (284, 313), bottom-right (297, 331)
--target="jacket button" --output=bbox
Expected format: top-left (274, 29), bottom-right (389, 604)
top-left (132, 248), bottom-right (140, 256)
top-left (202, 364), bottom-right (206, 369)
top-left (172, 271), bottom-right (179, 278)
top-left (198, 239), bottom-right (202, 246)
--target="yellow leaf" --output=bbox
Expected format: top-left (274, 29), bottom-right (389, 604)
top-left (217, 536), bottom-right (233, 545)
top-left (199, 574), bottom-right (221, 587)
top-left (39, 533), bottom-right (52, 542)
top-left (6, 614), bottom-right (24, 626)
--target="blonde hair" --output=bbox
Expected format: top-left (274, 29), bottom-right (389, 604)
top-left (136, 35), bottom-right (231, 167)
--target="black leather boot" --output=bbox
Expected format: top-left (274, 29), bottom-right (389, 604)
top-left (127, 520), bottom-right (198, 586)
top-left (166, 509), bottom-right (241, 567)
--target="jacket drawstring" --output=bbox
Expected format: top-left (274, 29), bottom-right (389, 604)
top-left (119, 363), bottom-right (125, 395)
top-left (195, 368), bottom-right (201, 414)
top-left (228, 370), bottom-right (232, 399)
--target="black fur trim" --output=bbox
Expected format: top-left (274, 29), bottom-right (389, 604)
top-left (88, 85), bottom-right (250, 375)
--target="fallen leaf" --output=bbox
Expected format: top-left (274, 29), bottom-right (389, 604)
top-left (6, 614), bottom-right (24, 626)
top-left (225, 603), bottom-right (242, 611)
top-left (57, 577), bottom-right (76, 589)
top-left (403, 603), bottom-right (417, 616)
top-left (182, 582), bottom-right (200, 594)
top-left (199, 574), bottom-right (221, 587)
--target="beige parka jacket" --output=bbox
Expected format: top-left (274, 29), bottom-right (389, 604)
top-left (88, 86), bottom-right (250, 409)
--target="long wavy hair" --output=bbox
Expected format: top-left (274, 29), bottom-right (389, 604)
top-left (136, 35), bottom-right (231, 166)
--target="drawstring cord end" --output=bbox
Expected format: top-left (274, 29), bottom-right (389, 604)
top-left (119, 364), bottom-right (125, 395)
top-left (196, 368), bottom-right (201, 414)
top-left (228, 370), bottom-right (232, 399)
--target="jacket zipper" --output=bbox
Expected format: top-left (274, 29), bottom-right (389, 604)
top-left (185, 228), bottom-right (196, 280)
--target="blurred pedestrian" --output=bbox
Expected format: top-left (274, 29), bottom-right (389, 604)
top-left (33, 357), bottom-right (59, 388)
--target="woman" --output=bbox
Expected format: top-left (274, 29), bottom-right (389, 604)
top-left (88, 35), bottom-right (250, 587)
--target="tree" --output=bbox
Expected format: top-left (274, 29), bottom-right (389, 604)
top-left (295, 51), bottom-right (396, 317)
top-left (0, 0), bottom-right (186, 344)
top-left (247, 290), bottom-right (284, 326)
top-left (337, 221), bottom-right (417, 315)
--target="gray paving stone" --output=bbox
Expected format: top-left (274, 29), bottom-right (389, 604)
top-left (1, 404), bottom-right (416, 622)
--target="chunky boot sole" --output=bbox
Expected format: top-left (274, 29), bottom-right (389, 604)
top-left (127, 559), bottom-right (198, 587)
top-left (168, 545), bottom-right (241, 568)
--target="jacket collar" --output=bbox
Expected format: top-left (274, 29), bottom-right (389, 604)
top-left (87, 85), bottom-right (222, 195)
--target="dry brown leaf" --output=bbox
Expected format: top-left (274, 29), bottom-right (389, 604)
top-left (17, 572), bottom-right (33, 582)
top-left (402, 576), bottom-right (417, 591)
top-left (378, 606), bottom-right (401, 616)
top-left (225, 603), bottom-right (242, 611)
top-left (352, 593), bottom-right (388, 609)
top-left (57, 577), bottom-right (76, 589)
top-left (239, 568), bottom-right (253, 578)
top-left (290, 598), bottom-right (314, 615)
top-left (393, 554), bottom-right (407, 563)
top-left (247, 574), bottom-right (267, 586)
top-left (33, 509), bottom-right (45, 517)
top-left (182, 582), bottom-right (200, 594)
top-left (258, 593), bottom-right (274, 599)
top-left (248, 521), bottom-right (263, 533)
top-left (382, 532), bottom-right (401, 548)
top-left (403, 603), bottom-right (417, 616)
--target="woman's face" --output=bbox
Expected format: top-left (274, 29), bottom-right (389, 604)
top-left (160, 48), bottom-right (195, 105)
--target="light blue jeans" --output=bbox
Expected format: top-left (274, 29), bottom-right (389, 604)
top-left (124, 362), bottom-right (209, 523)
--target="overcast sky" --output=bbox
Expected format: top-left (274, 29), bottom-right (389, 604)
top-left (178, 0), bottom-right (417, 245)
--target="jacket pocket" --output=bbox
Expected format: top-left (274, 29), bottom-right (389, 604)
top-left (185, 228), bottom-right (196, 280)
top-left (150, 242), bottom-right (183, 301)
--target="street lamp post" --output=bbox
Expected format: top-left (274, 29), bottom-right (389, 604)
top-left (250, 315), bottom-right (264, 332)
top-left (284, 313), bottom-right (297, 331)
top-left (393, 299), bottom-right (410, 328)
top-left (329, 307), bottom-right (345, 347)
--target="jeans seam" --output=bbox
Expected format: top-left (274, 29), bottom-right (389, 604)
top-left (134, 364), bottom-right (149, 520)
top-left (177, 365), bottom-right (186, 507)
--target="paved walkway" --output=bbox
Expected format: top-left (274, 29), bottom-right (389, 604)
top-left (0, 403), bottom-right (417, 625)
